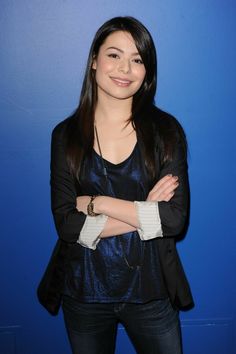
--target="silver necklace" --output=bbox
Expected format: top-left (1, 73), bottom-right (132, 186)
top-left (94, 125), bottom-right (145, 270)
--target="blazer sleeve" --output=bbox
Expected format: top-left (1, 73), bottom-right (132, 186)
top-left (157, 131), bottom-right (189, 237)
top-left (50, 122), bottom-right (86, 243)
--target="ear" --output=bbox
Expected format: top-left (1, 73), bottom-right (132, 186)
top-left (92, 57), bottom-right (97, 70)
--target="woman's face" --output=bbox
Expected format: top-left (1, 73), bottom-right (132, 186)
top-left (92, 31), bottom-right (146, 103)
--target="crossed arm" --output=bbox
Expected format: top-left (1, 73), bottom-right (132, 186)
top-left (76, 174), bottom-right (179, 238)
top-left (51, 122), bottom-right (189, 244)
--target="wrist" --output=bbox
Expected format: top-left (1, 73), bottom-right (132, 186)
top-left (93, 196), bottom-right (106, 214)
top-left (87, 196), bottom-right (100, 216)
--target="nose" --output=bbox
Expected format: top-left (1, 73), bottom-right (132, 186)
top-left (118, 58), bottom-right (131, 74)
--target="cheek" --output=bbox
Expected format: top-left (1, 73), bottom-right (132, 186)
top-left (94, 60), bottom-right (113, 86)
top-left (96, 57), bottom-right (114, 74)
top-left (140, 68), bottom-right (146, 81)
top-left (132, 64), bottom-right (146, 79)
top-left (135, 68), bottom-right (146, 85)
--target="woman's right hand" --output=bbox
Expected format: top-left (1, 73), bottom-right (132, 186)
top-left (147, 174), bottom-right (179, 202)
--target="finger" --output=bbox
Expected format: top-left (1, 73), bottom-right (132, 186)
top-left (152, 174), bottom-right (173, 189)
top-left (158, 186), bottom-right (177, 202)
top-left (162, 181), bottom-right (179, 196)
top-left (151, 175), bottom-right (178, 193)
top-left (148, 181), bottom-right (179, 201)
top-left (150, 178), bottom-right (178, 199)
top-left (163, 191), bottom-right (175, 202)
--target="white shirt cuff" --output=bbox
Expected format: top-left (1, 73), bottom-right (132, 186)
top-left (134, 201), bottom-right (163, 240)
top-left (77, 214), bottom-right (108, 250)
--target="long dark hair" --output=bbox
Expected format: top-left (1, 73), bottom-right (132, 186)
top-left (65, 16), bottom-right (186, 182)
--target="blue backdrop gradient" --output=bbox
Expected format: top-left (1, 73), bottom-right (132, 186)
top-left (0, 1), bottom-right (235, 353)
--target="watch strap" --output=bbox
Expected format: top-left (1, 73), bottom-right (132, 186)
top-left (87, 195), bottom-right (99, 216)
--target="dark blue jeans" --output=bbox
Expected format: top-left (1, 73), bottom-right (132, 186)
top-left (62, 296), bottom-right (183, 354)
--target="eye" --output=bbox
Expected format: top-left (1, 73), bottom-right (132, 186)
top-left (107, 53), bottom-right (120, 59)
top-left (133, 58), bottom-right (144, 64)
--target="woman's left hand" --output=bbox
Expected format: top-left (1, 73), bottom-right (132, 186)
top-left (147, 174), bottom-right (179, 202)
top-left (76, 196), bottom-right (90, 214)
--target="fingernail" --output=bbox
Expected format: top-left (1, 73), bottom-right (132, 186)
top-left (167, 174), bottom-right (172, 177)
top-left (174, 176), bottom-right (178, 180)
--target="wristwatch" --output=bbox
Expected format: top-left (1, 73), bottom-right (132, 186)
top-left (87, 196), bottom-right (99, 216)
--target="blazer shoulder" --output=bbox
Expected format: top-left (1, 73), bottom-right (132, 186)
top-left (150, 106), bottom-right (186, 140)
top-left (149, 105), bottom-right (188, 162)
top-left (52, 117), bottom-right (72, 138)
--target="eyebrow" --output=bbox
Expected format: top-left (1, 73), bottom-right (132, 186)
top-left (106, 46), bottom-right (140, 56)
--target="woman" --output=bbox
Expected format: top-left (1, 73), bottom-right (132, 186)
top-left (50, 16), bottom-right (193, 354)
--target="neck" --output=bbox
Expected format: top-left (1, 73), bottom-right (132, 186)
top-left (95, 93), bottom-right (132, 125)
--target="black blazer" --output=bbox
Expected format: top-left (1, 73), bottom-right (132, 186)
top-left (49, 107), bottom-right (194, 310)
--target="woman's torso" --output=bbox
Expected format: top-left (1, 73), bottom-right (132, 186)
top-left (62, 140), bottom-right (167, 303)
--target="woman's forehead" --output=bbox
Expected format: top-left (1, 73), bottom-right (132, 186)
top-left (100, 31), bottom-right (139, 54)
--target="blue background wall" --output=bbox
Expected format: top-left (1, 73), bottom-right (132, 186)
top-left (1, 1), bottom-right (235, 353)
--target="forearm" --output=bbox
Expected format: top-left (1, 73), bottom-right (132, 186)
top-left (78, 196), bottom-right (165, 249)
top-left (77, 170), bottom-right (182, 248)
top-left (94, 196), bottom-right (140, 228)
top-left (94, 197), bottom-right (163, 241)
top-left (100, 217), bottom-right (136, 238)
top-left (77, 170), bottom-right (182, 245)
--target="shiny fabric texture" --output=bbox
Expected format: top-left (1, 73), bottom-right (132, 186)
top-left (63, 142), bottom-right (167, 303)
top-left (49, 108), bottom-right (194, 310)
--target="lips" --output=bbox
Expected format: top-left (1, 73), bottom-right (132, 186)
top-left (110, 77), bottom-right (132, 87)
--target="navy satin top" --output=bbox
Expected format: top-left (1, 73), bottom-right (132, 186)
top-left (63, 142), bottom-right (167, 303)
